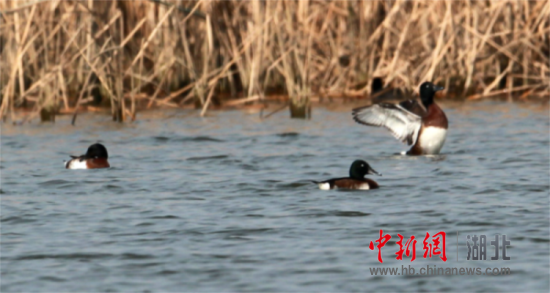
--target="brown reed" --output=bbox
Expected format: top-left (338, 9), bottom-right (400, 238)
top-left (1, 0), bottom-right (548, 123)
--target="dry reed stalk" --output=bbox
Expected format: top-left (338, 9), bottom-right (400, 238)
top-left (1, 0), bottom-right (549, 124)
top-left (147, 59), bottom-right (175, 108)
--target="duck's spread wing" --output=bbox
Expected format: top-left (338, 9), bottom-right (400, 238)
top-left (352, 100), bottom-right (423, 146)
top-left (398, 99), bottom-right (427, 117)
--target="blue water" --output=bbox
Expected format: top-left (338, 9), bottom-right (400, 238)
top-left (1, 101), bottom-right (549, 292)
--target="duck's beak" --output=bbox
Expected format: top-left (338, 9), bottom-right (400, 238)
top-left (368, 167), bottom-right (382, 176)
top-left (434, 85), bottom-right (445, 92)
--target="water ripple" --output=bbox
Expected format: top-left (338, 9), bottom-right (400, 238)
top-left (1, 104), bottom-right (548, 292)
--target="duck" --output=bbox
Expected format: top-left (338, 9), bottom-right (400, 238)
top-left (65, 143), bottom-right (110, 169)
top-left (313, 160), bottom-right (381, 190)
top-left (352, 82), bottom-right (448, 155)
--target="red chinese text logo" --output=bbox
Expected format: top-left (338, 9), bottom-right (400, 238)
top-left (369, 230), bottom-right (447, 263)
top-left (395, 234), bottom-right (417, 262)
top-left (369, 229), bottom-right (392, 263)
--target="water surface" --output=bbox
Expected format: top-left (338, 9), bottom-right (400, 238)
top-left (1, 101), bottom-right (549, 292)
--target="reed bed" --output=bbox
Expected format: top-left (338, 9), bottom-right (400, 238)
top-left (1, 0), bottom-right (548, 122)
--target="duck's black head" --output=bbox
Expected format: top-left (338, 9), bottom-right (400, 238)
top-left (349, 160), bottom-right (381, 179)
top-left (86, 143), bottom-right (109, 159)
top-left (419, 82), bottom-right (444, 107)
